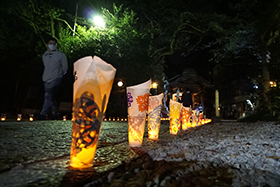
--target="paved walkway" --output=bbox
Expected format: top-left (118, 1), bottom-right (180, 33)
top-left (0, 120), bottom-right (171, 187)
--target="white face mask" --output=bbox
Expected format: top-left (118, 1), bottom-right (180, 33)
top-left (48, 44), bottom-right (57, 51)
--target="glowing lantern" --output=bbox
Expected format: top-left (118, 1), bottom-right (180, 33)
top-left (109, 118), bottom-right (111, 121)
top-left (104, 118), bottom-right (107, 121)
top-left (29, 114), bottom-right (34, 121)
top-left (113, 118), bottom-right (115, 121)
top-left (1, 113), bottom-right (7, 121)
top-left (70, 56), bottom-right (116, 168)
top-left (169, 100), bottom-right (182, 135)
top-left (147, 93), bottom-right (163, 140)
top-left (127, 79), bottom-right (151, 147)
top-left (181, 107), bottom-right (192, 130)
top-left (191, 110), bottom-right (198, 127)
top-left (17, 114), bottom-right (22, 121)
top-left (198, 112), bottom-right (203, 126)
top-left (63, 115), bottom-right (67, 121)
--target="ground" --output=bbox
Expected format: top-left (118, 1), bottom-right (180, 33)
top-left (0, 120), bottom-right (279, 187)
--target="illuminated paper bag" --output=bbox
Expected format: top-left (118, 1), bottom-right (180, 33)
top-left (198, 112), bottom-right (203, 126)
top-left (181, 106), bottom-right (192, 130)
top-left (191, 110), bottom-right (198, 127)
top-left (147, 93), bottom-right (164, 140)
top-left (70, 56), bottom-right (116, 168)
top-left (169, 100), bottom-right (182, 135)
top-left (127, 79), bottom-right (151, 147)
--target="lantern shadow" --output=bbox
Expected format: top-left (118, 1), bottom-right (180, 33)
top-left (59, 166), bottom-right (96, 187)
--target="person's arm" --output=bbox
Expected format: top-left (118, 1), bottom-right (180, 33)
top-left (61, 53), bottom-right (68, 75)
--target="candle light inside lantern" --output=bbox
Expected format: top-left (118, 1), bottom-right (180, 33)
top-left (63, 115), bottom-right (67, 121)
top-left (113, 118), bottom-right (115, 121)
top-left (17, 114), bottom-right (22, 121)
top-left (1, 113), bottom-right (7, 121)
top-left (29, 114), bottom-right (34, 121)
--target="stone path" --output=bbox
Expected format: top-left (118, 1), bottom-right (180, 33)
top-left (0, 120), bottom-right (279, 187)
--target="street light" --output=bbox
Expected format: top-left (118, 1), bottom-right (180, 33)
top-left (93, 16), bottom-right (105, 28)
top-left (151, 82), bottom-right (158, 89)
top-left (117, 80), bottom-right (123, 87)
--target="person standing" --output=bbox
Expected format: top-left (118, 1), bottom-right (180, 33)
top-left (181, 89), bottom-right (193, 108)
top-left (38, 38), bottom-right (68, 120)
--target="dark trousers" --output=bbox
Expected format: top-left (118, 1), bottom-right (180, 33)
top-left (40, 77), bottom-right (62, 116)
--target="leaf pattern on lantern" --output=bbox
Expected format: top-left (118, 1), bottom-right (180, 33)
top-left (127, 92), bottom-right (133, 107)
top-left (128, 114), bottom-right (146, 143)
top-left (71, 91), bottom-right (102, 155)
top-left (136, 93), bottom-right (149, 112)
top-left (148, 97), bottom-right (160, 111)
top-left (148, 104), bottom-right (162, 138)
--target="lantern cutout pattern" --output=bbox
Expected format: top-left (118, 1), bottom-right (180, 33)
top-left (127, 79), bottom-right (151, 147)
top-left (169, 100), bottom-right (182, 135)
top-left (147, 93), bottom-right (164, 140)
top-left (70, 56), bottom-right (116, 168)
top-left (181, 106), bottom-right (192, 130)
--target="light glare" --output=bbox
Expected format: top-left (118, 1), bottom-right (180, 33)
top-left (93, 16), bottom-right (105, 28)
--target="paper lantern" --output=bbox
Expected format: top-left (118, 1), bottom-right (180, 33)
top-left (198, 112), bottom-right (203, 126)
top-left (29, 114), bottom-right (34, 121)
top-left (169, 100), bottom-right (182, 135)
top-left (181, 106), bottom-right (192, 130)
top-left (1, 113), bottom-right (7, 121)
top-left (127, 79), bottom-right (151, 147)
top-left (147, 93), bottom-right (163, 140)
top-left (191, 110), bottom-right (198, 127)
top-left (70, 56), bottom-right (116, 168)
top-left (17, 114), bottom-right (22, 121)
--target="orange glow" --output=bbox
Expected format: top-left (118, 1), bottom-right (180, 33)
top-left (128, 115), bottom-right (146, 147)
top-left (181, 107), bottom-right (191, 130)
top-left (63, 115), bottom-right (67, 121)
top-left (1, 117), bottom-right (5, 121)
top-left (169, 100), bottom-right (182, 135)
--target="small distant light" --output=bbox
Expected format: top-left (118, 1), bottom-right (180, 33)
top-left (113, 118), bottom-right (115, 121)
top-left (109, 118), bottom-right (111, 121)
top-left (117, 80), bottom-right (123, 87)
top-left (17, 114), bottom-right (22, 121)
top-left (63, 115), bottom-right (67, 121)
top-left (29, 114), bottom-right (34, 122)
top-left (1, 113), bottom-right (7, 121)
top-left (151, 82), bottom-right (158, 89)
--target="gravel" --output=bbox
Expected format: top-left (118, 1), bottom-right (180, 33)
top-left (0, 120), bottom-right (279, 187)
